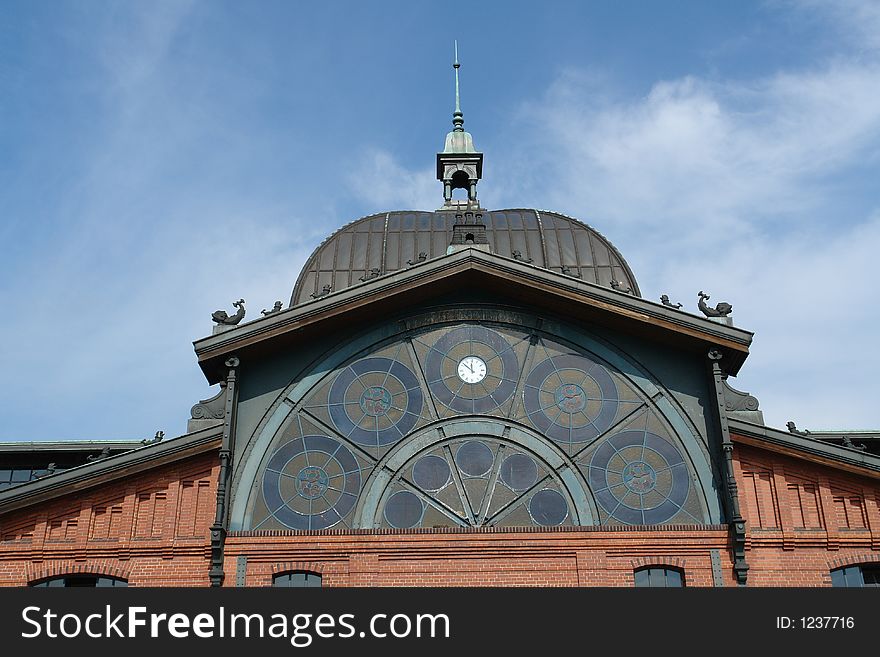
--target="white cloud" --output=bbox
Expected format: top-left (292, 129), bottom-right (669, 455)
top-left (1, 195), bottom-right (316, 441)
top-left (6, 0), bottom-right (880, 442)
top-left (491, 12), bottom-right (880, 430)
top-left (0, 3), bottom-right (318, 441)
top-left (345, 149), bottom-right (438, 213)
top-left (345, 3), bottom-right (880, 431)
top-left (512, 60), bottom-right (880, 243)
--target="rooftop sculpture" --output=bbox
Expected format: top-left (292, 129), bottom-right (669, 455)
top-left (212, 299), bottom-right (246, 325)
top-left (698, 291), bottom-right (732, 318)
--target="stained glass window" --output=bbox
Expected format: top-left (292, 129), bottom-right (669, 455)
top-left (418, 325), bottom-right (524, 416)
top-left (376, 435), bottom-right (571, 529)
top-left (327, 356), bottom-right (423, 448)
top-left (258, 432), bottom-right (364, 531)
top-left (243, 318), bottom-right (711, 531)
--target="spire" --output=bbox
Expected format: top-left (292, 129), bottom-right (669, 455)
top-left (453, 40), bottom-right (464, 131)
top-left (437, 41), bottom-right (483, 207)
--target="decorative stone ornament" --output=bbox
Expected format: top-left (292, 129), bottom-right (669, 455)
top-left (141, 431), bottom-right (164, 446)
top-left (310, 284), bottom-right (332, 299)
top-left (786, 421), bottom-right (810, 436)
top-left (261, 301), bottom-right (282, 316)
top-left (211, 299), bottom-right (245, 325)
top-left (697, 291), bottom-right (732, 317)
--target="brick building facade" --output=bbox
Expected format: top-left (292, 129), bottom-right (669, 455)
top-left (2, 71), bottom-right (879, 588)
top-left (3, 434), bottom-right (878, 587)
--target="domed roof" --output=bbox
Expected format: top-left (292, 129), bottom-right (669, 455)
top-left (291, 208), bottom-right (640, 306)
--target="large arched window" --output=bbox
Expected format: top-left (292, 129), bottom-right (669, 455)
top-left (31, 575), bottom-right (128, 587)
top-left (634, 566), bottom-right (685, 587)
top-left (831, 564), bottom-right (880, 587)
top-left (273, 571), bottom-right (322, 587)
top-left (233, 312), bottom-right (720, 532)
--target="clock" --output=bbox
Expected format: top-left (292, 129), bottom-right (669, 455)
top-left (457, 356), bottom-right (487, 383)
top-left (422, 325), bottom-right (519, 413)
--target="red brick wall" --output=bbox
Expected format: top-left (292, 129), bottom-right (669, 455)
top-left (3, 440), bottom-right (879, 587)
top-left (732, 439), bottom-right (880, 586)
top-left (0, 452), bottom-right (218, 587)
top-left (225, 527), bottom-right (732, 587)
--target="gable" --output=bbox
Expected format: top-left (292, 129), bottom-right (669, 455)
top-left (195, 247), bottom-right (753, 384)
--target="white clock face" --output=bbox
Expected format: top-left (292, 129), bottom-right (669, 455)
top-left (457, 356), bottom-right (487, 384)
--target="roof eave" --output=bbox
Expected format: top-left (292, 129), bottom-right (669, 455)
top-left (0, 440), bottom-right (145, 453)
top-left (0, 425), bottom-right (222, 515)
top-left (194, 248), bottom-right (753, 383)
top-left (730, 418), bottom-right (880, 479)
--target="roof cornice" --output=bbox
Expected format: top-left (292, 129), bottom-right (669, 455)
top-left (0, 440), bottom-right (145, 453)
top-left (730, 418), bottom-right (880, 479)
top-left (0, 426), bottom-right (222, 515)
top-left (195, 248), bottom-right (753, 383)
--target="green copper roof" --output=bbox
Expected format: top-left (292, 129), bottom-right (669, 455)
top-left (291, 208), bottom-right (640, 306)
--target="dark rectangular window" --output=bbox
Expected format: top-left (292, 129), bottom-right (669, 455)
top-left (10, 469), bottom-right (31, 482)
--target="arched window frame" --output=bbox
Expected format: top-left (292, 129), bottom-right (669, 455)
top-left (830, 564), bottom-right (880, 587)
top-left (633, 565), bottom-right (685, 588)
top-left (272, 571), bottom-right (322, 588)
top-left (30, 575), bottom-right (128, 587)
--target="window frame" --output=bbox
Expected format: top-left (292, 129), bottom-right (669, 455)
top-left (272, 571), bottom-right (322, 588)
top-left (633, 566), bottom-right (685, 588)
top-left (830, 564), bottom-right (880, 587)
top-left (30, 575), bottom-right (128, 588)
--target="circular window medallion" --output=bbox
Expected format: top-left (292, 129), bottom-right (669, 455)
top-left (622, 461), bottom-right (657, 494)
top-left (555, 383), bottom-right (587, 413)
top-left (500, 453), bottom-right (538, 491)
top-left (296, 466), bottom-right (329, 499)
top-left (261, 435), bottom-right (361, 530)
top-left (528, 489), bottom-right (568, 526)
top-left (455, 441), bottom-right (494, 477)
top-left (328, 357), bottom-right (423, 447)
top-left (384, 490), bottom-right (424, 529)
top-left (589, 430), bottom-right (690, 525)
top-left (359, 386), bottom-right (392, 417)
top-left (412, 455), bottom-right (451, 491)
top-left (523, 354), bottom-right (620, 446)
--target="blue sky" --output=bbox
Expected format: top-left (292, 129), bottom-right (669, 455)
top-left (2, 0), bottom-right (879, 441)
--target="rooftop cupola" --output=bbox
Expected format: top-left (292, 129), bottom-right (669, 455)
top-left (437, 41), bottom-right (483, 208)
